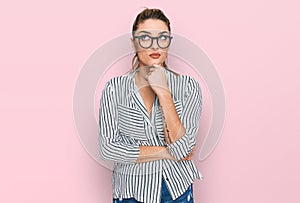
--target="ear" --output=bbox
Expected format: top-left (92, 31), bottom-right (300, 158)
top-left (130, 37), bottom-right (137, 52)
top-left (130, 37), bottom-right (136, 52)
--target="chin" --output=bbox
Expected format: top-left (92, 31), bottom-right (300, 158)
top-left (149, 60), bottom-right (164, 66)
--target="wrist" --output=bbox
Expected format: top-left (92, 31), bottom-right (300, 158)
top-left (157, 89), bottom-right (172, 100)
top-left (162, 146), bottom-right (176, 160)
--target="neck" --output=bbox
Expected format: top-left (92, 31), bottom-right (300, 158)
top-left (134, 66), bottom-right (152, 89)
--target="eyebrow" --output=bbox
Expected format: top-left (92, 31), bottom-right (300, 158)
top-left (137, 31), bottom-right (169, 35)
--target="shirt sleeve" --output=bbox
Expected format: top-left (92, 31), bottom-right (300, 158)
top-left (166, 76), bottom-right (202, 160)
top-left (98, 80), bottom-right (140, 164)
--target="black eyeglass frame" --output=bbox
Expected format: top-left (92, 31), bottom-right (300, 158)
top-left (133, 34), bottom-right (173, 49)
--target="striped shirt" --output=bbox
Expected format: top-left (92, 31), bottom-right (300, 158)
top-left (98, 67), bottom-right (204, 203)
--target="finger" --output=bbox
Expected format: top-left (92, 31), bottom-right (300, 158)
top-left (150, 64), bottom-right (160, 70)
top-left (182, 156), bottom-right (192, 161)
top-left (152, 64), bottom-right (163, 70)
top-left (144, 74), bottom-right (149, 81)
top-left (149, 67), bottom-right (156, 72)
top-left (182, 153), bottom-right (192, 161)
top-left (152, 63), bottom-right (162, 67)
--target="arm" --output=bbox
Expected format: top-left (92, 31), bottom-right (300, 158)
top-left (158, 92), bottom-right (186, 144)
top-left (157, 77), bottom-right (202, 160)
top-left (99, 80), bottom-right (140, 164)
top-left (136, 146), bottom-right (176, 163)
top-left (99, 80), bottom-right (176, 164)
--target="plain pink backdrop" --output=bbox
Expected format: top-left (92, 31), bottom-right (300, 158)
top-left (1, 0), bottom-right (300, 202)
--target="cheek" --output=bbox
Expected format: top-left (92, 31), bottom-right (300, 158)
top-left (137, 51), bottom-right (149, 60)
top-left (160, 52), bottom-right (168, 61)
top-left (162, 52), bottom-right (168, 58)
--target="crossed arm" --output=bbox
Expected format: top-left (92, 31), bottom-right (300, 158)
top-left (99, 77), bottom-right (202, 164)
top-left (136, 91), bottom-right (191, 163)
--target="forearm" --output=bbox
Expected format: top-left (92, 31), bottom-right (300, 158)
top-left (158, 91), bottom-right (186, 144)
top-left (136, 146), bottom-right (176, 163)
top-left (100, 137), bottom-right (141, 163)
top-left (149, 75), bottom-right (202, 161)
top-left (157, 90), bottom-right (195, 161)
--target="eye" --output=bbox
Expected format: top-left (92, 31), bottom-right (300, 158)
top-left (158, 35), bottom-right (168, 41)
top-left (139, 35), bottom-right (151, 41)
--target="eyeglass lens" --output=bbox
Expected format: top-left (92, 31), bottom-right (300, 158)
top-left (137, 35), bottom-right (172, 49)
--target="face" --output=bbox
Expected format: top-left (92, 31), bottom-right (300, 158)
top-left (131, 19), bottom-right (171, 67)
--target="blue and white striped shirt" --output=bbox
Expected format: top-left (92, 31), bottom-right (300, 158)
top-left (99, 67), bottom-right (204, 203)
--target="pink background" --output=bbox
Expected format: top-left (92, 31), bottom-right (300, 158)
top-left (1, 0), bottom-right (300, 202)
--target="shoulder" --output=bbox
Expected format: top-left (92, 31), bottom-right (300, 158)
top-left (103, 72), bottom-right (132, 90)
top-left (168, 69), bottom-right (200, 90)
top-left (185, 75), bottom-right (201, 89)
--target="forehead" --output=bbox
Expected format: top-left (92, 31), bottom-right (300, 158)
top-left (135, 19), bottom-right (169, 35)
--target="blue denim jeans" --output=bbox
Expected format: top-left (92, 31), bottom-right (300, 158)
top-left (113, 179), bottom-right (194, 203)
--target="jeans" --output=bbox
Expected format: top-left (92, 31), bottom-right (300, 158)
top-left (113, 178), bottom-right (194, 203)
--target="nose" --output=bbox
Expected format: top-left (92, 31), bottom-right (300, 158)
top-left (151, 38), bottom-right (159, 50)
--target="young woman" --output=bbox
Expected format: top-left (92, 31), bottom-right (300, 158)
top-left (99, 8), bottom-right (204, 203)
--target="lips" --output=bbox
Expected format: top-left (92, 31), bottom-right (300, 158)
top-left (149, 53), bottom-right (161, 59)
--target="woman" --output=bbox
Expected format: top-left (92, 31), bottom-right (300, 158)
top-left (99, 8), bottom-right (204, 203)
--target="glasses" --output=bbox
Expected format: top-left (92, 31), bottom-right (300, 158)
top-left (133, 34), bottom-right (173, 49)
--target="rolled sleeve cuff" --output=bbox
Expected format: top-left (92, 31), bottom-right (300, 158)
top-left (99, 139), bottom-right (141, 164)
top-left (166, 135), bottom-right (192, 160)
